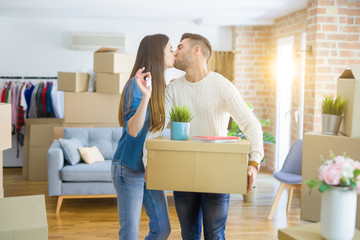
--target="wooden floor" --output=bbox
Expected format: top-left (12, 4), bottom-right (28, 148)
top-left (3, 168), bottom-right (303, 239)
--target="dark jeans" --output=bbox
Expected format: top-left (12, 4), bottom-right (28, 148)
top-left (173, 191), bottom-right (230, 240)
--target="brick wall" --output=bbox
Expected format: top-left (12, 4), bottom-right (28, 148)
top-left (232, 26), bottom-right (273, 170)
top-left (305, 0), bottom-right (360, 133)
top-left (232, 0), bottom-right (360, 172)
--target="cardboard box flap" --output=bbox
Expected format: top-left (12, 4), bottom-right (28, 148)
top-left (339, 65), bottom-right (360, 80)
top-left (350, 64), bottom-right (360, 80)
top-left (339, 69), bottom-right (354, 79)
top-left (146, 137), bottom-right (250, 154)
top-left (0, 195), bottom-right (47, 231)
top-left (95, 47), bottom-right (120, 53)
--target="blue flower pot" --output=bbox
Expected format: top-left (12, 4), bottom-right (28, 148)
top-left (170, 122), bottom-right (190, 141)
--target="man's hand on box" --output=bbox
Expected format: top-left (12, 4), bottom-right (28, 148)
top-left (247, 165), bottom-right (257, 193)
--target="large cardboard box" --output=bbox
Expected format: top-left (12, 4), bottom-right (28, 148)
top-left (94, 48), bottom-right (134, 73)
top-left (0, 103), bottom-right (11, 198)
top-left (96, 72), bottom-right (130, 94)
top-left (0, 152), bottom-right (3, 198)
top-left (64, 92), bottom-right (120, 124)
top-left (278, 223), bottom-right (360, 240)
top-left (337, 65), bottom-right (360, 137)
top-left (146, 137), bottom-right (250, 194)
top-left (301, 132), bottom-right (360, 228)
top-left (57, 72), bottom-right (89, 92)
top-left (0, 103), bottom-right (11, 150)
top-left (0, 195), bottom-right (48, 240)
top-left (22, 118), bottom-right (64, 180)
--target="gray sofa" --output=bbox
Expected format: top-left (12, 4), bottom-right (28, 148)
top-left (47, 127), bottom-right (122, 214)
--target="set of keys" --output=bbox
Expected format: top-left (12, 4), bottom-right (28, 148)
top-left (144, 76), bottom-right (152, 87)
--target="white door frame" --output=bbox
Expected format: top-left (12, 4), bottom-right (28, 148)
top-left (275, 36), bottom-right (295, 171)
top-left (297, 33), bottom-right (306, 139)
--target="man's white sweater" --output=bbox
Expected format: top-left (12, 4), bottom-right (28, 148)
top-left (164, 72), bottom-right (264, 165)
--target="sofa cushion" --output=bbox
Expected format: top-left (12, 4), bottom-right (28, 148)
top-left (59, 137), bottom-right (83, 165)
top-left (64, 128), bottom-right (90, 147)
top-left (79, 146), bottom-right (105, 165)
top-left (88, 128), bottom-right (115, 159)
top-left (64, 128), bottom-right (122, 160)
top-left (61, 160), bottom-right (112, 182)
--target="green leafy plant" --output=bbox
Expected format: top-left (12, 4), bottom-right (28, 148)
top-left (228, 120), bottom-right (276, 144)
top-left (170, 105), bottom-right (194, 123)
top-left (227, 103), bottom-right (276, 144)
top-left (227, 102), bottom-right (275, 164)
top-left (321, 95), bottom-right (347, 116)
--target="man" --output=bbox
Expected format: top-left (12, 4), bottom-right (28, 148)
top-left (165, 33), bottom-right (264, 240)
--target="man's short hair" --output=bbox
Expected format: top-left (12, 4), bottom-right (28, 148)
top-left (181, 33), bottom-right (212, 62)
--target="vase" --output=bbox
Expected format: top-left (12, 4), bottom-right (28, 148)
top-left (320, 186), bottom-right (357, 240)
top-left (321, 114), bottom-right (342, 135)
top-left (243, 186), bottom-right (257, 202)
top-left (170, 122), bottom-right (190, 140)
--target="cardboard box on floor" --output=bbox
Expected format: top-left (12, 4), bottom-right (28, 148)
top-left (22, 118), bottom-right (64, 181)
top-left (57, 72), bottom-right (89, 92)
top-left (301, 132), bottom-right (360, 228)
top-left (337, 64), bottom-right (360, 138)
top-left (0, 195), bottom-right (48, 240)
top-left (96, 72), bottom-right (130, 94)
top-left (0, 103), bottom-right (11, 199)
top-left (64, 92), bottom-right (120, 124)
top-left (0, 152), bottom-right (3, 198)
top-left (146, 137), bottom-right (250, 194)
top-left (278, 222), bottom-right (360, 240)
top-left (0, 103), bottom-right (11, 150)
top-left (94, 47), bottom-right (134, 73)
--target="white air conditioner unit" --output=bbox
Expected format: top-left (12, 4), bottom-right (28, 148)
top-left (71, 33), bottom-right (125, 51)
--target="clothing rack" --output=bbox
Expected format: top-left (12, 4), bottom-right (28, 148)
top-left (0, 76), bottom-right (57, 80)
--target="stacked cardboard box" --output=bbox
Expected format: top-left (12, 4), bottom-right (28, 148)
top-left (0, 103), bottom-right (11, 198)
top-left (337, 65), bottom-right (360, 138)
top-left (57, 72), bottom-right (89, 92)
top-left (301, 66), bottom-right (360, 228)
top-left (63, 92), bottom-right (120, 124)
top-left (22, 118), bottom-right (64, 181)
top-left (146, 137), bottom-right (250, 194)
top-left (94, 47), bottom-right (134, 94)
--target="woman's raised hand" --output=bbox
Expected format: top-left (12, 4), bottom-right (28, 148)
top-left (135, 67), bottom-right (152, 99)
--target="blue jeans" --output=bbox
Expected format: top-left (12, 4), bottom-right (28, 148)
top-left (173, 191), bottom-right (230, 240)
top-left (111, 161), bottom-right (171, 240)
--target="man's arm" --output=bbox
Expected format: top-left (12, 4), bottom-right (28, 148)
top-left (222, 80), bottom-right (264, 192)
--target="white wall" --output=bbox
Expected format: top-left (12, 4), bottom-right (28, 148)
top-left (0, 17), bottom-right (232, 77)
top-left (0, 16), bottom-right (232, 166)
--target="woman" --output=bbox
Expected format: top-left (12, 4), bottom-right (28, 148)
top-left (112, 34), bottom-right (175, 240)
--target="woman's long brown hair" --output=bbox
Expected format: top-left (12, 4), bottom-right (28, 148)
top-left (118, 34), bottom-right (168, 132)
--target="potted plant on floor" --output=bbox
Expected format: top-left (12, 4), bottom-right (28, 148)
top-left (321, 95), bottom-right (347, 135)
top-left (227, 103), bottom-right (276, 202)
top-left (169, 105), bottom-right (194, 141)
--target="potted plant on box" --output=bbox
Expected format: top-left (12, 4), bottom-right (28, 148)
top-left (169, 105), bottom-right (194, 140)
top-left (321, 95), bottom-right (346, 135)
top-left (305, 152), bottom-right (360, 240)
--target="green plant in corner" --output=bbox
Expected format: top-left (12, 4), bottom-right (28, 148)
top-left (227, 102), bottom-right (276, 163)
top-left (170, 105), bottom-right (194, 123)
top-left (321, 95), bottom-right (347, 116)
top-left (227, 103), bottom-right (276, 144)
